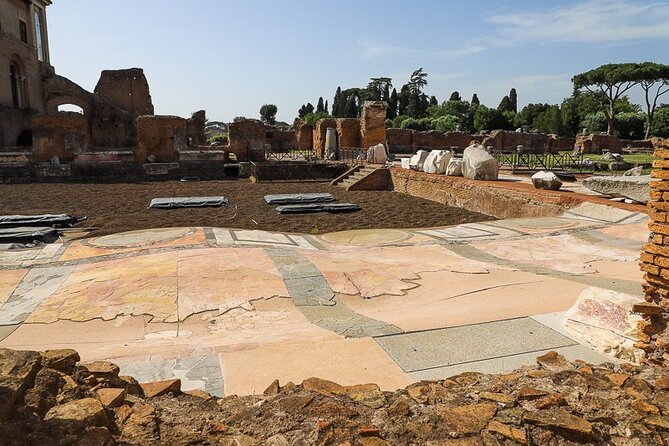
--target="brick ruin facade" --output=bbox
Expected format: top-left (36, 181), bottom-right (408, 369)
top-left (637, 139), bottom-right (669, 366)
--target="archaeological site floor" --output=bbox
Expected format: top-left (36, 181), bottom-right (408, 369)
top-left (0, 180), bottom-right (492, 236)
top-left (0, 191), bottom-right (648, 397)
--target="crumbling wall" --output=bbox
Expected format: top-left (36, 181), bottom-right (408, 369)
top-left (413, 131), bottom-right (449, 150)
top-left (444, 132), bottom-right (479, 148)
top-left (32, 113), bottom-right (89, 163)
top-left (266, 127), bottom-right (298, 152)
top-left (293, 120), bottom-right (313, 150)
top-left (482, 130), bottom-right (550, 152)
top-left (94, 68), bottom-right (154, 116)
top-left (548, 135), bottom-right (576, 153)
top-left (90, 100), bottom-right (137, 148)
top-left (187, 110), bottom-right (207, 147)
top-left (313, 118), bottom-right (336, 159)
top-left (135, 115), bottom-right (187, 162)
top-left (227, 119), bottom-right (266, 162)
top-left (637, 139), bottom-right (669, 366)
top-left (575, 134), bottom-right (624, 154)
top-left (360, 101), bottom-right (387, 149)
top-left (336, 118), bottom-right (360, 149)
top-left (387, 128), bottom-right (413, 153)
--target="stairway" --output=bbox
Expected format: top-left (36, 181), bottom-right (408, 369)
top-left (330, 165), bottom-right (390, 191)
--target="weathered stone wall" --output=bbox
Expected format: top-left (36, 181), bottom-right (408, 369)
top-left (227, 119), bottom-right (266, 162)
top-left (482, 130), bottom-right (550, 152)
top-left (336, 118), bottom-right (361, 148)
top-left (575, 134), bottom-right (624, 154)
top-left (313, 119), bottom-right (337, 159)
top-left (387, 128), bottom-right (413, 152)
top-left (444, 131), bottom-right (480, 148)
top-left (187, 110), bottom-right (207, 147)
top-left (638, 140), bottom-right (669, 366)
top-left (391, 168), bottom-right (581, 219)
top-left (135, 115), bottom-right (187, 162)
top-left (413, 130), bottom-right (449, 150)
top-left (94, 68), bottom-right (154, 116)
top-left (32, 113), bottom-right (90, 163)
top-left (294, 120), bottom-right (313, 150)
top-left (266, 127), bottom-right (298, 151)
top-left (360, 101), bottom-right (387, 148)
top-left (548, 135), bottom-right (576, 153)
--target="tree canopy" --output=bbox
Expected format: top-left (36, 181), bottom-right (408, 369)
top-left (259, 104), bottom-right (278, 125)
top-left (572, 63), bottom-right (644, 135)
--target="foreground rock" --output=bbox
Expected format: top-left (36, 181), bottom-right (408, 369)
top-left (462, 143), bottom-right (499, 180)
top-left (583, 175), bottom-right (651, 203)
top-left (531, 171), bottom-right (562, 190)
top-left (563, 287), bottom-right (643, 363)
top-left (1, 348), bottom-right (668, 445)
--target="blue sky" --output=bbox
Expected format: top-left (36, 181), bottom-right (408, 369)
top-left (47, 0), bottom-right (669, 123)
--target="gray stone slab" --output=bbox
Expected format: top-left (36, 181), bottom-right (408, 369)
top-left (266, 248), bottom-right (334, 306)
top-left (374, 317), bottom-right (576, 373)
top-left (299, 303), bottom-right (403, 338)
top-left (408, 345), bottom-right (616, 381)
top-left (114, 353), bottom-right (224, 397)
top-left (0, 324), bottom-right (19, 342)
top-left (0, 265), bottom-right (74, 326)
top-left (583, 175), bottom-right (650, 204)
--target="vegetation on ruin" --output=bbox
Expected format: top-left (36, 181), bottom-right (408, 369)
top-left (297, 63), bottom-right (669, 139)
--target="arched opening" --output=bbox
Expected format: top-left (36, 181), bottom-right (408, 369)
top-left (16, 130), bottom-right (32, 147)
top-left (57, 104), bottom-right (84, 114)
top-left (9, 60), bottom-right (27, 109)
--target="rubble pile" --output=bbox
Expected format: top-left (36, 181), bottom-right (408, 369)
top-left (1, 348), bottom-right (668, 445)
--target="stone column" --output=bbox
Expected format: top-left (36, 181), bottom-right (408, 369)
top-left (636, 140), bottom-right (669, 366)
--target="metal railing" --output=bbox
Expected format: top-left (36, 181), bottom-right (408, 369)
top-left (264, 146), bottom-right (318, 162)
top-left (493, 149), bottom-right (590, 173)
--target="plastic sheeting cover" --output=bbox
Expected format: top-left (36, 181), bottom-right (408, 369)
top-left (149, 196), bottom-right (230, 209)
top-left (0, 227), bottom-right (59, 243)
top-left (276, 203), bottom-right (361, 214)
top-left (264, 193), bottom-right (336, 205)
top-left (0, 214), bottom-right (79, 228)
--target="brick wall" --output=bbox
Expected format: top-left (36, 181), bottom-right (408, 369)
top-left (135, 115), bottom-right (187, 162)
top-left (360, 101), bottom-right (387, 148)
top-left (636, 141), bottom-right (669, 366)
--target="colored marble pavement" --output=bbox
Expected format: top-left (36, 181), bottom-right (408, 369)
top-left (0, 202), bottom-right (647, 397)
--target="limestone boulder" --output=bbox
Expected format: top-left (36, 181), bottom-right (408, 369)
top-left (409, 150), bottom-right (429, 171)
top-left (400, 157), bottom-right (411, 169)
top-left (422, 150), bottom-right (452, 174)
top-left (583, 175), bottom-right (650, 203)
top-left (366, 143), bottom-right (387, 164)
top-left (563, 287), bottom-right (643, 363)
top-left (462, 144), bottom-right (499, 180)
top-left (531, 171), bottom-right (562, 190)
top-left (445, 158), bottom-right (463, 176)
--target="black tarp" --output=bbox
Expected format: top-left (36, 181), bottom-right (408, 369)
top-left (275, 203), bottom-right (361, 214)
top-left (149, 196), bottom-right (230, 209)
top-left (0, 227), bottom-right (59, 244)
top-left (264, 193), bottom-right (336, 205)
top-left (0, 214), bottom-right (80, 228)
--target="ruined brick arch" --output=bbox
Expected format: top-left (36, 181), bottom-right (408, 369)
top-left (46, 96), bottom-right (93, 116)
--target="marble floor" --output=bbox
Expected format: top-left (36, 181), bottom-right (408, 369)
top-left (0, 201), bottom-right (648, 397)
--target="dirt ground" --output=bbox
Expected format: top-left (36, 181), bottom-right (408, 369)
top-left (0, 180), bottom-right (492, 236)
